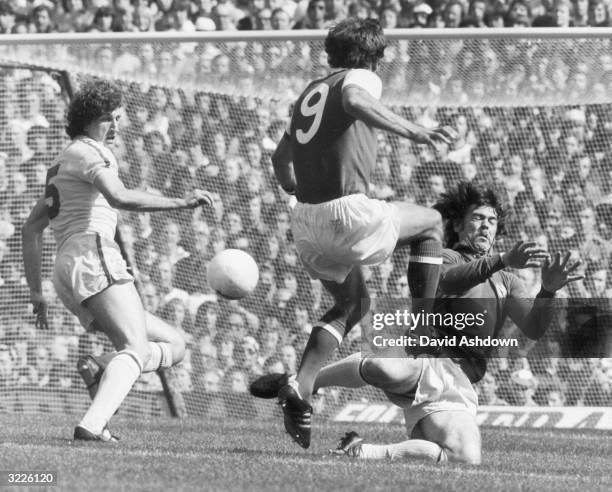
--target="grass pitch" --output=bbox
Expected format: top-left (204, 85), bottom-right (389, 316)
top-left (0, 414), bottom-right (610, 492)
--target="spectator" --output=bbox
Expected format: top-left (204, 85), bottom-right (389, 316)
top-left (199, 367), bottom-right (223, 393)
top-left (294, 0), bottom-right (327, 29)
top-left (0, 4), bottom-right (16, 33)
top-left (90, 6), bottom-right (114, 32)
top-left (443, 0), bottom-right (464, 27)
top-left (238, 0), bottom-right (267, 30)
top-left (465, 0), bottom-right (487, 27)
top-left (152, 257), bottom-right (189, 309)
top-left (279, 344), bottom-right (298, 374)
top-left (505, 0), bottom-right (532, 27)
top-left (271, 7), bottom-right (293, 29)
top-left (226, 368), bottom-right (249, 392)
top-left (240, 335), bottom-right (263, 376)
top-left (572, 0), bottom-right (589, 26)
top-left (0, 344), bottom-right (18, 388)
top-left (195, 300), bottom-right (220, 342)
top-left (325, 0), bottom-right (348, 24)
top-left (576, 203), bottom-right (611, 269)
top-left (589, 0), bottom-right (610, 26)
top-left (31, 5), bottom-right (55, 33)
top-left (476, 372), bottom-right (510, 405)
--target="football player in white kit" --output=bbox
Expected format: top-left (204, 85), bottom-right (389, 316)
top-left (22, 80), bottom-right (213, 441)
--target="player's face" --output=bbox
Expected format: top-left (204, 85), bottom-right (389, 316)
top-left (455, 205), bottom-right (498, 255)
top-left (87, 107), bottom-right (123, 144)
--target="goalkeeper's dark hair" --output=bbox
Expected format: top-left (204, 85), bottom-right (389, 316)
top-left (325, 18), bottom-right (387, 70)
top-left (66, 79), bottom-right (123, 138)
top-left (434, 181), bottom-right (507, 248)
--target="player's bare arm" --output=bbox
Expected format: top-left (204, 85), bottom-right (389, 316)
top-left (22, 196), bottom-right (50, 330)
top-left (341, 85), bottom-right (457, 147)
top-left (271, 133), bottom-right (296, 194)
top-left (93, 171), bottom-right (214, 211)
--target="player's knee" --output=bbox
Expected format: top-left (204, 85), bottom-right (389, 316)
top-left (445, 444), bottom-right (481, 465)
top-left (170, 335), bottom-right (186, 364)
top-left (360, 357), bottom-right (402, 388)
top-left (127, 341), bottom-right (151, 369)
top-left (425, 209), bottom-right (443, 243)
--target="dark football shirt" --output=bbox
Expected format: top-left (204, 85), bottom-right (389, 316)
top-left (435, 247), bottom-right (554, 383)
top-left (287, 68), bottom-right (382, 204)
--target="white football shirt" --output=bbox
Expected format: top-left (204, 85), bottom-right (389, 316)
top-left (46, 136), bottom-right (118, 248)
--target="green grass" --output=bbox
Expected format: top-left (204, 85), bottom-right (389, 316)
top-left (0, 414), bottom-right (610, 492)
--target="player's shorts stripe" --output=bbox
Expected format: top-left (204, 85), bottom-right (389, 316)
top-left (96, 233), bottom-right (113, 284)
top-left (316, 323), bottom-right (343, 345)
top-left (409, 255), bottom-right (443, 265)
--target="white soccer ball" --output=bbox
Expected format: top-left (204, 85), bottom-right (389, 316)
top-left (207, 249), bottom-right (259, 299)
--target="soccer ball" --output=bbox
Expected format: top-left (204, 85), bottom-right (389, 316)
top-left (207, 249), bottom-right (259, 299)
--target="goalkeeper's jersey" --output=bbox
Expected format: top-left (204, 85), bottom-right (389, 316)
top-left (45, 136), bottom-right (119, 249)
top-left (435, 246), bottom-right (538, 383)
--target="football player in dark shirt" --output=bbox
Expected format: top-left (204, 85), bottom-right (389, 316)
top-left (316, 181), bottom-right (581, 464)
top-left (263, 17), bottom-right (457, 449)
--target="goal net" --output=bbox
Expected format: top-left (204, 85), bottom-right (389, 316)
top-left (1, 31), bottom-right (611, 422)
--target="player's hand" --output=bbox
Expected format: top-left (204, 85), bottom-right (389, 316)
top-left (431, 125), bottom-right (458, 144)
top-left (541, 252), bottom-right (584, 293)
top-left (30, 293), bottom-right (49, 330)
top-left (501, 241), bottom-right (549, 269)
top-left (185, 189), bottom-right (215, 209)
top-left (416, 126), bottom-right (458, 150)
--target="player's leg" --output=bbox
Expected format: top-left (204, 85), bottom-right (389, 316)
top-left (280, 267), bottom-right (370, 448)
top-left (252, 348), bottom-right (420, 400)
top-left (393, 202), bottom-right (443, 312)
top-left (313, 347), bottom-right (422, 396)
top-left (335, 411), bottom-right (481, 464)
top-left (76, 281), bottom-right (151, 438)
top-left (77, 312), bottom-right (186, 400)
top-left (312, 352), bottom-right (366, 392)
top-left (295, 267), bottom-right (370, 400)
top-left (416, 410), bottom-right (482, 464)
top-left (142, 311), bottom-right (186, 372)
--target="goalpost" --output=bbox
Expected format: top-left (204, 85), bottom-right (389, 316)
top-left (0, 30), bottom-right (611, 425)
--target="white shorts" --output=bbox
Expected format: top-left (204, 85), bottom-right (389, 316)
top-left (291, 194), bottom-right (401, 283)
top-left (53, 232), bottom-right (133, 330)
top-left (384, 357), bottom-right (478, 435)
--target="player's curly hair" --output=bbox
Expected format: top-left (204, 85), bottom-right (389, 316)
top-left (325, 18), bottom-right (387, 70)
top-left (434, 181), bottom-right (507, 248)
top-left (66, 79), bottom-right (123, 138)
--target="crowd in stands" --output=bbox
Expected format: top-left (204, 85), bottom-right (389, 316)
top-left (1, 34), bottom-right (612, 415)
top-left (0, 0), bottom-right (611, 34)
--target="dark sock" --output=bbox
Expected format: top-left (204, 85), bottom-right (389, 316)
top-left (408, 238), bottom-right (443, 313)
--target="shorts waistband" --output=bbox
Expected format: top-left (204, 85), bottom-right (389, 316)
top-left (296, 193), bottom-right (367, 208)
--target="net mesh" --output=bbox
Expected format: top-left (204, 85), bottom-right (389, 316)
top-left (1, 33), bottom-right (612, 420)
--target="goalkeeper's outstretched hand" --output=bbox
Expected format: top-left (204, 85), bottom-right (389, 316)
top-left (541, 252), bottom-right (584, 293)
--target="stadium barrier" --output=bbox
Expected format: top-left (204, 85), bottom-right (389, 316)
top-left (1, 29), bottom-right (611, 422)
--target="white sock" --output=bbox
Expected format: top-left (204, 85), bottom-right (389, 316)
top-left (359, 439), bottom-right (445, 462)
top-left (314, 352), bottom-right (365, 392)
top-left (143, 342), bottom-right (173, 372)
top-left (79, 351), bottom-right (142, 434)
